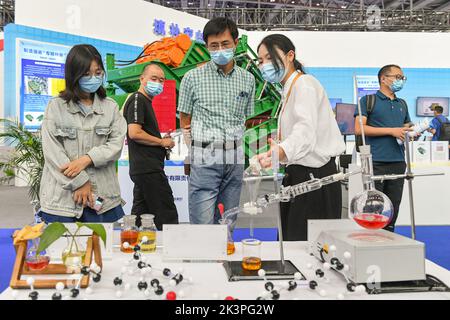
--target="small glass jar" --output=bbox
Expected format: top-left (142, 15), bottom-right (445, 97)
top-left (25, 238), bottom-right (50, 271)
top-left (62, 235), bottom-right (86, 270)
top-left (138, 214), bottom-right (157, 253)
top-left (241, 238), bottom-right (262, 271)
top-left (120, 215), bottom-right (138, 253)
top-left (219, 218), bottom-right (235, 255)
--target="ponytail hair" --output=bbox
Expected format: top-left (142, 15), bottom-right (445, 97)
top-left (257, 34), bottom-right (305, 74)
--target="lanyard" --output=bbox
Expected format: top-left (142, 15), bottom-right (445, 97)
top-left (278, 72), bottom-right (302, 140)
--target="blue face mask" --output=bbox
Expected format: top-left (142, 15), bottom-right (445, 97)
top-left (390, 79), bottom-right (405, 92)
top-left (144, 81), bottom-right (163, 97)
top-left (210, 48), bottom-right (235, 66)
top-left (260, 63), bottom-right (287, 84)
top-left (79, 75), bottom-right (104, 93)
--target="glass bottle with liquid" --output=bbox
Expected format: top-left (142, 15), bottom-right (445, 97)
top-left (138, 214), bottom-right (157, 253)
top-left (219, 218), bottom-right (235, 255)
top-left (120, 215), bottom-right (138, 253)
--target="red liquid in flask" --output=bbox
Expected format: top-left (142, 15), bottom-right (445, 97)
top-left (25, 256), bottom-right (50, 271)
top-left (353, 213), bottom-right (390, 230)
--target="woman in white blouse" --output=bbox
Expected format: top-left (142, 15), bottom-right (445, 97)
top-left (257, 34), bottom-right (345, 241)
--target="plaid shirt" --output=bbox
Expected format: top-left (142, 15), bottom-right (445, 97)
top-left (178, 61), bottom-right (255, 143)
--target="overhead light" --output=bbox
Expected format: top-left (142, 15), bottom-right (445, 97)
top-left (341, 5), bottom-right (347, 9)
top-left (316, 3), bottom-right (320, 6)
top-left (291, 1), bottom-right (295, 3)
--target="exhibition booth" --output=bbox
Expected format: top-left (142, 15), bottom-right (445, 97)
top-left (1, 0), bottom-right (450, 301)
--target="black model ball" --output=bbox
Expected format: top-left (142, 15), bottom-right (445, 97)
top-left (28, 291), bottom-right (39, 300)
top-left (315, 269), bottom-right (325, 278)
top-left (51, 292), bottom-right (62, 300)
top-left (138, 281), bottom-right (148, 291)
top-left (81, 266), bottom-right (90, 275)
top-left (264, 282), bottom-right (274, 291)
top-left (346, 283), bottom-right (356, 292)
top-left (155, 286), bottom-right (164, 295)
top-left (150, 279), bottom-right (160, 287)
top-left (271, 290), bottom-right (280, 300)
top-left (113, 277), bottom-right (123, 286)
top-left (309, 280), bottom-right (318, 290)
top-left (93, 274), bottom-right (102, 283)
top-left (163, 268), bottom-right (171, 277)
top-left (288, 281), bottom-right (297, 291)
top-left (70, 288), bottom-right (80, 298)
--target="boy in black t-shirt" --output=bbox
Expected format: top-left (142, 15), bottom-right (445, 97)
top-left (123, 63), bottom-right (179, 229)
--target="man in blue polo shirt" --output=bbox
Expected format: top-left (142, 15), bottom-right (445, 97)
top-left (429, 105), bottom-right (449, 141)
top-left (354, 64), bottom-right (413, 232)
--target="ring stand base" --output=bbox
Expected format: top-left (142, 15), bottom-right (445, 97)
top-left (223, 260), bottom-right (305, 281)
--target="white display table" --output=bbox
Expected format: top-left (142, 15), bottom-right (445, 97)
top-left (1, 235), bottom-right (449, 300)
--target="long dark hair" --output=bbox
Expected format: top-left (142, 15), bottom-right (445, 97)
top-left (60, 44), bottom-right (106, 104)
top-left (257, 34), bottom-right (305, 74)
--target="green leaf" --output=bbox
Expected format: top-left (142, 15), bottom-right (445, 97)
top-left (76, 223), bottom-right (107, 247)
top-left (37, 222), bottom-right (68, 253)
top-left (4, 168), bottom-right (15, 177)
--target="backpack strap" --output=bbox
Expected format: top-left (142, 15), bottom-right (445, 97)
top-left (366, 94), bottom-right (376, 115)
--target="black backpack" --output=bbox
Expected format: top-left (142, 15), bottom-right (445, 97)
top-left (355, 94), bottom-right (408, 152)
top-left (436, 117), bottom-right (450, 142)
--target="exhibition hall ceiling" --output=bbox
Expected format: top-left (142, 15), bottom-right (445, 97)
top-left (145, 0), bottom-right (450, 11)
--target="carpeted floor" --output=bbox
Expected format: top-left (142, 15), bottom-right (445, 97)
top-left (1, 226), bottom-right (449, 293)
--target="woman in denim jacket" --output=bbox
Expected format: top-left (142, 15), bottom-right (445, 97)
top-left (38, 44), bottom-right (127, 223)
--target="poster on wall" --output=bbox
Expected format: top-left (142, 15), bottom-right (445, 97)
top-left (354, 75), bottom-right (380, 104)
top-left (17, 39), bottom-right (70, 130)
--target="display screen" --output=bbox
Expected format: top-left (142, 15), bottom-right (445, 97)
top-left (416, 97), bottom-right (450, 117)
top-left (335, 103), bottom-right (357, 135)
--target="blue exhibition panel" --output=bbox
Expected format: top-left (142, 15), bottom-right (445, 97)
top-left (3, 23), bottom-right (141, 120)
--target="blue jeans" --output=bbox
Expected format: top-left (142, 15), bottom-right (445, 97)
top-left (39, 205), bottom-right (125, 223)
top-left (189, 146), bottom-right (244, 225)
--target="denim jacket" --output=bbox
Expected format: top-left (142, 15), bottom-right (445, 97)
top-left (39, 95), bottom-right (127, 218)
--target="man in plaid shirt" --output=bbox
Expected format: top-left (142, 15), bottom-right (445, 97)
top-left (178, 17), bottom-right (255, 225)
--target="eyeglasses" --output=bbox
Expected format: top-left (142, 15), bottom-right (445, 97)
top-left (385, 74), bottom-right (407, 81)
top-left (208, 42), bottom-right (234, 51)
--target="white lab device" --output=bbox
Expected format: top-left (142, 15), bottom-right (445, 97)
top-left (309, 219), bottom-right (426, 284)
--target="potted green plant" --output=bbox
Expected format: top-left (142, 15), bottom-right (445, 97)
top-left (0, 118), bottom-right (44, 213)
top-left (37, 222), bottom-right (107, 269)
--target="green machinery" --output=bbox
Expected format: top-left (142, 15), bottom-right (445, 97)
top-left (105, 35), bottom-right (282, 160)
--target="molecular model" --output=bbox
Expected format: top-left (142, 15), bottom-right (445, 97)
top-left (254, 243), bottom-right (367, 300)
top-left (112, 237), bottom-right (193, 300)
top-left (10, 261), bottom-right (103, 301)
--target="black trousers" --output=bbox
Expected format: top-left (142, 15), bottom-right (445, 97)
top-left (280, 158), bottom-right (342, 241)
top-left (372, 161), bottom-right (407, 232)
top-left (130, 171), bottom-right (179, 230)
